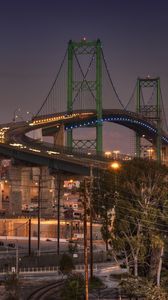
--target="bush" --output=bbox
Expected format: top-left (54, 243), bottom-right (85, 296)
top-left (68, 241), bottom-right (78, 254)
top-left (120, 276), bottom-right (148, 299)
top-left (4, 273), bottom-right (20, 300)
top-left (146, 285), bottom-right (168, 300)
top-left (59, 253), bottom-right (75, 275)
top-left (120, 276), bottom-right (168, 300)
top-left (60, 273), bottom-right (85, 300)
top-left (89, 276), bottom-right (104, 291)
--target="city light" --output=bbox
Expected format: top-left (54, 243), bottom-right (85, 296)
top-left (110, 161), bottom-right (121, 170)
top-left (147, 148), bottom-right (154, 159)
top-left (113, 150), bottom-right (120, 159)
top-left (105, 151), bottom-right (112, 158)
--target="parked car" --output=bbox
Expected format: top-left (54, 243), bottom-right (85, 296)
top-left (7, 243), bottom-right (15, 248)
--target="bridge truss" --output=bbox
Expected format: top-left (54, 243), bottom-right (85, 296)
top-left (136, 78), bottom-right (161, 162)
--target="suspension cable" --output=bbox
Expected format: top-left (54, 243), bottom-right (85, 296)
top-left (34, 49), bottom-right (68, 117)
top-left (101, 49), bottom-right (124, 109)
top-left (124, 82), bottom-right (137, 110)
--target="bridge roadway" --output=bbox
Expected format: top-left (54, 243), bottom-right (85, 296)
top-left (0, 109), bottom-right (167, 175)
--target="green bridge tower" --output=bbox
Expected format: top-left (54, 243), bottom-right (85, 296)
top-left (67, 39), bottom-right (102, 153)
top-left (136, 77), bottom-right (161, 163)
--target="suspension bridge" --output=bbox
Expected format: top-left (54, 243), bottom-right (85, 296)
top-left (0, 38), bottom-right (167, 175)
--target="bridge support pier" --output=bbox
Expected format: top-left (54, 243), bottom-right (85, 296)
top-left (53, 124), bottom-right (65, 147)
top-left (9, 166), bottom-right (22, 216)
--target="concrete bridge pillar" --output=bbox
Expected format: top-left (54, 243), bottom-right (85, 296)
top-left (40, 167), bottom-right (53, 218)
top-left (53, 124), bottom-right (64, 147)
top-left (162, 146), bottom-right (168, 165)
top-left (8, 166), bottom-right (22, 216)
top-left (54, 173), bottom-right (64, 219)
top-left (21, 167), bottom-right (31, 208)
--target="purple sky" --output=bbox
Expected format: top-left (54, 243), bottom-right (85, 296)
top-left (0, 0), bottom-right (168, 154)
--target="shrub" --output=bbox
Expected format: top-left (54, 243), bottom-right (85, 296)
top-left (60, 273), bottom-right (85, 300)
top-left (89, 276), bottom-right (104, 291)
top-left (59, 253), bottom-right (75, 275)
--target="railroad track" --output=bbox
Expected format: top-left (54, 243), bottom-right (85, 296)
top-left (26, 279), bottom-right (64, 300)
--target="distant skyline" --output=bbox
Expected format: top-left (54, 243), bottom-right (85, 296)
top-left (0, 0), bottom-right (168, 154)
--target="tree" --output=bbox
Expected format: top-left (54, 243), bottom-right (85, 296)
top-left (60, 273), bottom-right (85, 300)
top-left (112, 158), bottom-right (168, 282)
top-left (93, 158), bottom-right (168, 285)
top-left (59, 253), bottom-right (75, 275)
top-left (120, 276), bottom-right (168, 300)
top-left (4, 273), bottom-right (20, 300)
top-left (146, 285), bottom-right (168, 300)
top-left (92, 170), bottom-right (116, 250)
top-left (119, 276), bottom-right (148, 300)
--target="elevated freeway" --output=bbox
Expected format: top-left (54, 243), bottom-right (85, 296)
top-left (0, 109), bottom-right (167, 175)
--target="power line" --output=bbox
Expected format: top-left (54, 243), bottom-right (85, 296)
top-left (124, 82), bottom-right (136, 110)
top-left (92, 201), bottom-right (168, 229)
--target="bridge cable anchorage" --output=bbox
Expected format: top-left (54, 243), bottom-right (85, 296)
top-left (73, 51), bottom-right (97, 105)
top-left (124, 82), bottom-right (137, 110)
top-left (34, 49), bottom-right (68, 118)
top-left (101, 49), bottom-right (125, 109)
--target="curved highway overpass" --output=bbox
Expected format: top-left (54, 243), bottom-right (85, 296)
top-left (0, 109), bottom-right (167, 175)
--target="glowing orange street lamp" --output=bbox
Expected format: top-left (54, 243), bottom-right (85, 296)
top-left (110, 161), bottom-right (121, 170)
top-left (110, 161), bottom-right (121, 190)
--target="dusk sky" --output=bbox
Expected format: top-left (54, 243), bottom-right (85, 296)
top-left (0, 0), bottom-right (168, 154)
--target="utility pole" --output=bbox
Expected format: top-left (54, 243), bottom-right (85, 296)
top-left (16, 244), bottom-right (19, 279)
top-left (84, 178), bottom-right (89, 300)
top-left (90, 165), bottom-right (93, 279)
top-left (28, 218), bottom-right (31, 256)
top-left (57, 172), bottom-right (61, 256)
top-left (37, 167), bottom-right (42, 256)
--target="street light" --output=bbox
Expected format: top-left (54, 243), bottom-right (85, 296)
top-left (83, 177), bottom-right (89, 300)
top-left (110, 161), bottom-right (121, 171)
top-left (16, 242), bottom-right (19, 279)
top-left (37, 167), bottom-right (42, 257)
top-left (113, 150), bottom-right (120, 159)
top-left (106, 161), bottom-right (121, 254)
top-left (110, 161), bottom-right (121, 189)
top-left (89, 165), bottom-right (93, 280)
top-left (104, 151), bottom-right (112, 158)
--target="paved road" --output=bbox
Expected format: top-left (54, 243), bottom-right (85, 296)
top-left (0, 236), bottom-right (106, 257)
